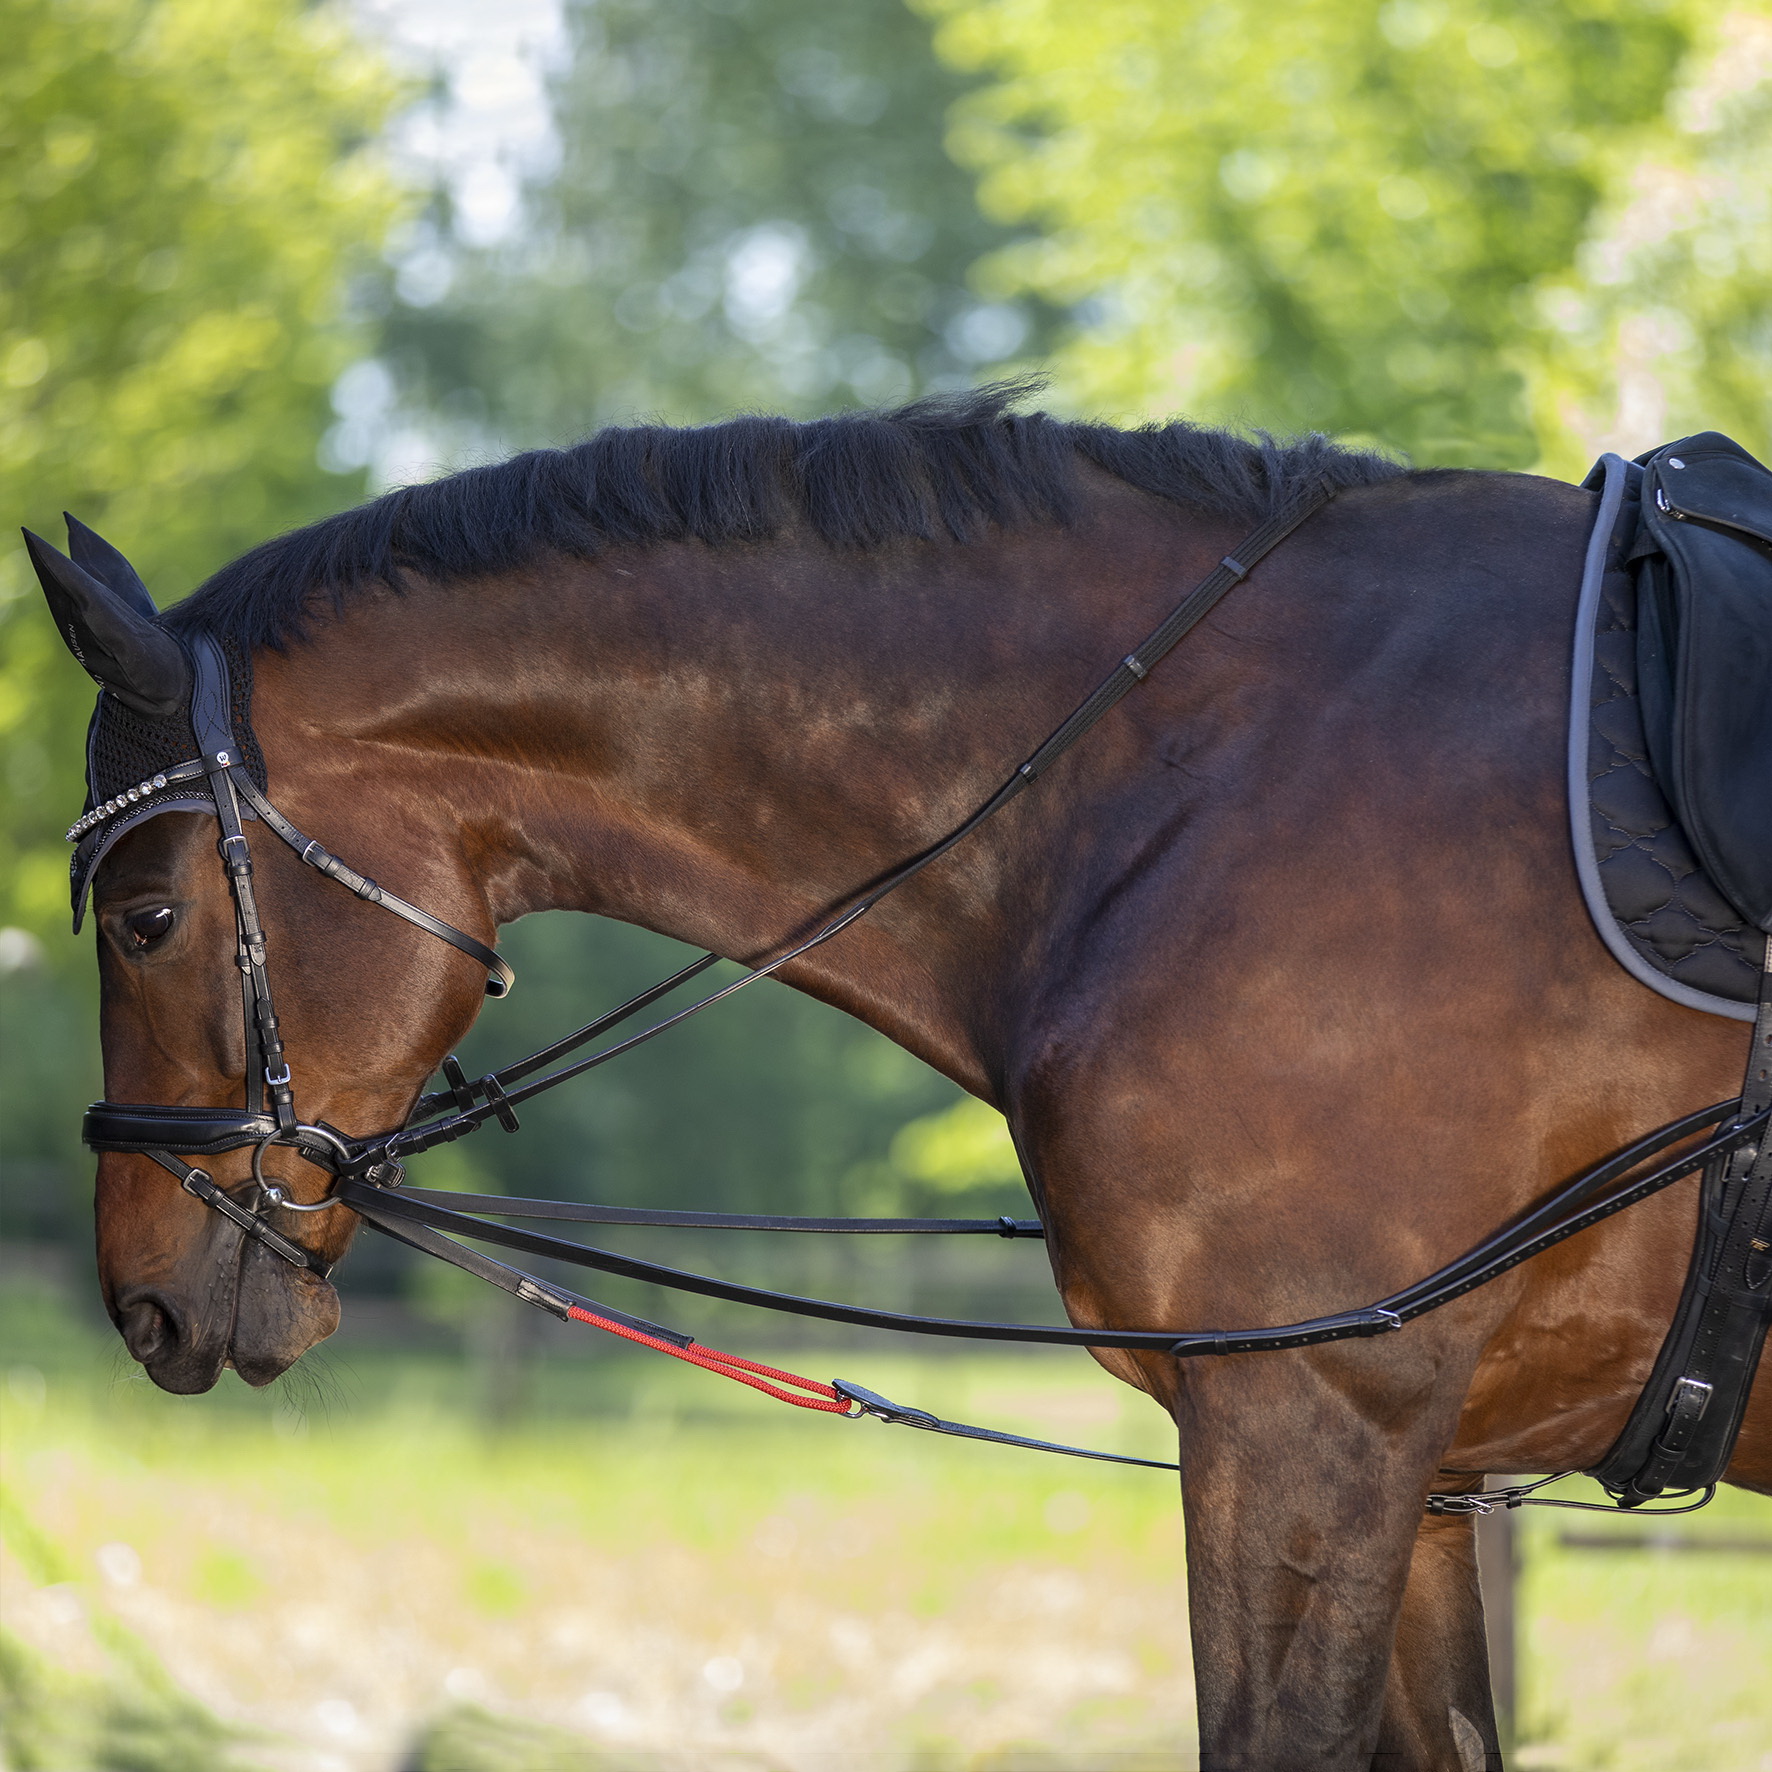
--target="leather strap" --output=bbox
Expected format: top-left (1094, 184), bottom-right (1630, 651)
top-left (143, 1151), bottom-right (329, 1276)
top-left (389, 1185), bottom-right (1044, 1237)
top-left (229, 773), bottom-right (514, 998)
top-left (832, 1379), bottom-right (1180, 1471)
top-left (191, 638), bottom-right (298, 1134)
top-left (347, 1190), bottom-right (693, 1345)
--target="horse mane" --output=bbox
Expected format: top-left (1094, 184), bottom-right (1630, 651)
top-left (168, 381), bottom-right (1408, 650)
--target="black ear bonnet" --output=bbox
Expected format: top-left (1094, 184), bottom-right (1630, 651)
top-left (68, 641), bottom-right (267, 927)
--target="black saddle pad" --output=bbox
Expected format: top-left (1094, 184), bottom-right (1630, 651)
top-left (1573, 446), bottom-right (1768, 1019)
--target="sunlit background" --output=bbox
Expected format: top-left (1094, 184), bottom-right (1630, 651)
top-left (2, 1), bottom-right (1770, 1767)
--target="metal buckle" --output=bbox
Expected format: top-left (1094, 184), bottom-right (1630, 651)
top-left (1666, 1376), bottom-right (1713, 1420)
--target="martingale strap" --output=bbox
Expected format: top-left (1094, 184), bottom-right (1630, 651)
top-left (343, 1183), bottom-right (1182, 1467)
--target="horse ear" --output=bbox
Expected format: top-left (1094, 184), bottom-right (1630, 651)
top-left (22, 529), bottom-right (191, 719)
top-left (63, 513), bottom-right (158, 619)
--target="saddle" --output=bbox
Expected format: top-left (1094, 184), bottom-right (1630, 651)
top-left (1574, 434), bottom-right (1772, 1019)
top-left (1576, 433), bottom-right (1772, 1506)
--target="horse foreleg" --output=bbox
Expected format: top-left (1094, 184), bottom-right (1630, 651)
top-left (1164, 1346), bottom-right (1477, 1771)
top-left (1374, 1507), bottom-right (1499, 1771)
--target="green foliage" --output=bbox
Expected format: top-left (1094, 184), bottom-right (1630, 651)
top-left (919, 0), bottom-right (1738, 466)
top-left (0, 1631), bottom-right (260, 1772)
top-left (890, 1096), bottom-right (1021, 1194)
top-left (382, 0), bottom-right (1047, 451)
top-left (1525, 8), bottom-right (1772, 470)
top-left (0, 0), bottom-right (405, 939)
top-left (0, 937), bottom-right (100, 1249)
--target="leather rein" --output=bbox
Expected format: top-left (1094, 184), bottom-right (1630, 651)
top-left (77, 484), bottom-right (1769, 1506)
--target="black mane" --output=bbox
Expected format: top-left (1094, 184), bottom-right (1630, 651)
top-left (168, 384), bottom-right (1407, 650)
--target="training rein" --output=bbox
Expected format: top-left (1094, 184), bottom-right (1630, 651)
top-left (74, 483), bottom-right (1766, 1512)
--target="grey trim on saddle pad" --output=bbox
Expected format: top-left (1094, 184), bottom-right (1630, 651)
top-left (1569, 453), bottom-right (1761, 1022)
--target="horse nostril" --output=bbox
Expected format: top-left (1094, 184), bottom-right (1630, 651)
top-left (119, 1297), bottom-right (177, 1363)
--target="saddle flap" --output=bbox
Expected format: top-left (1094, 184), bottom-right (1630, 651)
top-left (1637, 433), bottom-right (1772, 932)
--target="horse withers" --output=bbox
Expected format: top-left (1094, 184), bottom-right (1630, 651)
top-left (29, 393), bottom-right (1768, 1769)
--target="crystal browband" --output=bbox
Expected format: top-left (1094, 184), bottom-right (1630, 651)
top-left (66, 757), bottom-right (206, 842)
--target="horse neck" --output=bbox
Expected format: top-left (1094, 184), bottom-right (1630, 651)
top-left (260, 494), bottom-right (1241, 1093)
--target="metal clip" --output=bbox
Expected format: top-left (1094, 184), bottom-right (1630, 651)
top-left (1424, 1491), bottom-right (1495, 1516)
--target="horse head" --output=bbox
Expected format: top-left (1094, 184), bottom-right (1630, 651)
top-left (28, 521), bottom-right (492, 1391)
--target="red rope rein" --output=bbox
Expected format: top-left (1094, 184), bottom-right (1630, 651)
top-left (565, 1304), bottom-right (857, 1414)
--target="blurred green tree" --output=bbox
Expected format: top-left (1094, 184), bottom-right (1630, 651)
top-left (377, 0), bottom-right (1048, 457)
top-left (0, 0), bottom-right (403, 1263)
top-left (915, 0), bottom-right (1752, 468)
top-left (0, 0), bottom-right (405, 941)
top-left (1525, 6), bottom-right (1772, 470)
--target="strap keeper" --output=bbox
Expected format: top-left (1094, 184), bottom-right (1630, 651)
top-left (1122, 654), bottom-right (1148, 681)
top-left (441, 1054), bottom-right (479, 1114)
top-left (482, 1076), bottom-right (521, 1134)
top-left (1220, 555), bottom-right (1249, 580)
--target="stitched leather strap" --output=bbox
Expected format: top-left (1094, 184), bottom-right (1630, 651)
top-left (229, 773), bottom-right (514, 998)
top-left (143, 1151), bottom-right (329, 1276)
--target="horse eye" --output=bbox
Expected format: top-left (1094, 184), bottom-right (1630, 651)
top-left (126, 907), bottom-right (176, 948)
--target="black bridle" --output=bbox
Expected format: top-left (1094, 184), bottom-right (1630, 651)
top-left (75, 485), bottom-right (1770, 1505)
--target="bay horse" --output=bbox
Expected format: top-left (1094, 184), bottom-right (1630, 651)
top-left (39, 390), bottom-right (1767, 1769)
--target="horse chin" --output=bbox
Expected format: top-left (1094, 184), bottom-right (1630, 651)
top-left (226, 1247), bottom-right (341, 1388)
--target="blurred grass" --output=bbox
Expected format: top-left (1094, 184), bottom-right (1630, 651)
top-left (0, 1272), bottom-right (1768, 1770)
